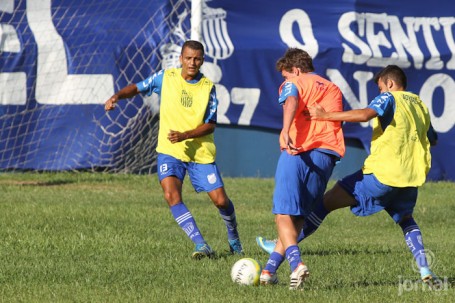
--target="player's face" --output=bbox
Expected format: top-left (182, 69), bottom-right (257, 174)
top-left (377, 78), bottom-right (388, 93)
top-left (180, 47), bottom-right (204, 80)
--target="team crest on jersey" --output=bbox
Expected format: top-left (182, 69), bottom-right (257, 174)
top-left (181, 90), bottom-right (193, 107)
top-left (207, 173), bottom-right (217, 184)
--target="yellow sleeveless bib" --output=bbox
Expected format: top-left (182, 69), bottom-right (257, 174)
top-left (363, 91), bottom-right (431, 187)
top-left (156, 68), bottom-right (216, 163)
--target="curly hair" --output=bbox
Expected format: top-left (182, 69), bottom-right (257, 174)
top-left (276, 48), bottom-right (314, 73)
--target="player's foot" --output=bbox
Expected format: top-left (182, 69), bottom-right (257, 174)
top-left (192, 243), bottom-right (215, 259)
top-left (260, 270), bottom-right (278, 285)
top-left (420, 267), bottom-right (441, 289)
top-left (228, 238), bottom-right (244, 255)
top-left (289, 263), bottom-right (309, 290)
top-left (256, 236), bottom-right (277, 254)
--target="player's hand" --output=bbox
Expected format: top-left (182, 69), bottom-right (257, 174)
top-left (287, 142), bottom-right (301, 155)
top-left (281, 131), bottom-right (301, 155)
top-left (308, 103), bottom-right (326, 119)
top-left (167, 130), bottom-right (188, 143)
top-left (104, 96), bottom-right (118, 111)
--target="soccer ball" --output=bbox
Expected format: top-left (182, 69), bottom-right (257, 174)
top-left (230, 258), bottom-right (262, 286)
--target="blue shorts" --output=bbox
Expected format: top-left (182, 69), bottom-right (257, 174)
top-left (273, 150), bottom-right (336, 217)
top-left (157, 153), bottom-right (224, 192)
top-left (338, 170), bottom-right (418, 223)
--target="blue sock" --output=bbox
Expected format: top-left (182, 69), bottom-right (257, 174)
top-left (285, 245), bottom-right (302, 272)
top-left (297, 202), bottom-right (329, 242)
top-left (170, 202), bottom-right (205, 245)
top-left (218, 200), bottom-right (239, 240)
top-left (399, 217), bottom-right (429, 269)
top-left (264, 252), bottom-right (285, 274)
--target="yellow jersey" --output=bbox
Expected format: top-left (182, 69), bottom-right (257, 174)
top-left (156, 68), bottom-right (216, 164)
top-left (363, 91), bottom-right (431, 187)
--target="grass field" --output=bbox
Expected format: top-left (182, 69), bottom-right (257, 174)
top-left (0, 172), bottom-right (454, 302)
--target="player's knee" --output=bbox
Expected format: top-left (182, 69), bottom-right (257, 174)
top-left (212, 197), bottom-right (229, 208)
top-left (162, 190), bottom-right (181, 206)
top-left (209, 188), bottom-right (229, 208)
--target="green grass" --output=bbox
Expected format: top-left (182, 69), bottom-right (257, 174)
top-left (0, 172), bottom-right (454, 302)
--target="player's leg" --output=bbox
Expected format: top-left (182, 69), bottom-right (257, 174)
top-left (261, 151), bottom-right (305, 285)
top-left (399, 215), bottom-right (439, 285)
top-left (207, 186), bottom-right (243, 254)
top-left (157, 154), bottom-right (211, 258)
top-left (276, 214), bottom-right (309, 290)
top-left (260, 235), bottom-right (285, 285)
top-left (386, 188), bottom-right (440, 286)
top-left (297, 183), bottom-right (356, 240)
top-left (258, 157), bottom-right (354, 255)
top-left (188, 162), bottom-right (243, 255)
top-left (262, 151), bottom-right (331, 288)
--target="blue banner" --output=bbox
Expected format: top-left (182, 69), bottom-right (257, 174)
top-left (1, 0), bottom-right (454, 180)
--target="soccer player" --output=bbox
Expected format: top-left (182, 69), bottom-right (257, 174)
top-left (257, 65), bottom-right (439, 286)
top-left (104, 40), bottom-right (243, 259)
top-left (259, 48), bottom-right (345, 290)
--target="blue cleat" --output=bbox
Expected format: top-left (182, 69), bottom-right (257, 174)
top-left (192, 243), bottom-right (215, 259)
top-left (228, 238), bottom-right (244, 255)
top-left (420, 267), bottom-right (442, 289)
top-left (256, 236), bottom-right (277, 254)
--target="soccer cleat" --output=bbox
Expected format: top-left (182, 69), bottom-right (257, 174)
top-left (420, 267), bottom-right (441, 289)
top-left (256, 236), bottom-right (277, 255)
top-left (228, 238), bottom-right (244, 255)
top-left (191, 243), bottom-right (215, 259)
top-left (260, 270), bottom-right (278, 285)
top-left (289, 263), bottom-right (309, 290)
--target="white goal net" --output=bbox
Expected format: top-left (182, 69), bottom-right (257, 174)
top-left (0, 0), bottom-right (196, 173)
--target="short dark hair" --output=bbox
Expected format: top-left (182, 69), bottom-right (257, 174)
top-left (276, 48), bottom-right (314, 73)
top-left (374, 65), bottom-right (407, 89)
top-left (181, 40), bottom-right (205, 56)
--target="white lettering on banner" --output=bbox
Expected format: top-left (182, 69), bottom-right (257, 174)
top-left (0, 0), bottom-right (14, 12)
top-left (326, 69), bottom-right (373, 128)
top-left (216, 84), bottom-right (231, 124)
top-left (279, 9), bottom-right (318, 58)
top-left (339, 12), bottom-right (455, 70)
top-left (216, 84), bottom-right (260, 126)
top-left (231, 88), bottom-right (260, 125)
top-left (0, 73), bottom-right (26, 105)
top-left (26, 0), bottom-right (113, 104)
top-left (0, 0), bottom-right (26, 105)
top-left (440, 18), bottom-right (455, 69)
top-left (420, 74), bottom-right (455, 133)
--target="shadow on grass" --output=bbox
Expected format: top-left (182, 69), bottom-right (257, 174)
top-left (446, 277), bottom-right (455, 287)
top-left (303, 247), bottom-right (393, 256)
top-left (208, 250), bottom-right (244, 260)
top-left (6, 180), bottom-right (75, 186)
top-left (321, 279), bottom-right (399, 289)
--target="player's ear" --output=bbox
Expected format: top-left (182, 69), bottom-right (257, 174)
top-left (387, 79), bottom-right (394, 89)
top-left (292, 66), bottom-right (300, 76)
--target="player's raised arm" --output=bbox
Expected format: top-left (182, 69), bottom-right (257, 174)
top-left (309, 103), bottom-right (377, 123)
top-left (104, 83), bottom-right (140, 111)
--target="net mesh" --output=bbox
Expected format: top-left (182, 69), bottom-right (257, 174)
top-left (0, 0), bottom-right (192, 173)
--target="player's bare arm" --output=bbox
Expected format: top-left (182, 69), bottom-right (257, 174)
top-left (104, 84), bottom-right (140, 111)
top-left (309, 103), bottom-right (377, 123)
top-left (167, 122), bottom-right (215, 144)
top-left (282, 96), bottom-right (300, 154)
